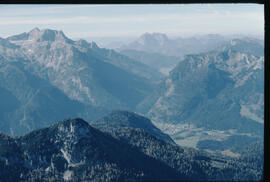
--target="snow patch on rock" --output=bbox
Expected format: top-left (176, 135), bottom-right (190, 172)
top-left (240, 105), bottom-right (264, 123)
top-left (63, 170), bottom-right (73, 181)
top-left (61, 148), bottom-right (71, 164)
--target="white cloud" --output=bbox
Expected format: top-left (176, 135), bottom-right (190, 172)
top-left (0, 11), bottom-right (263, 25)
top-left (0, 4), bottom-right (263, 38)
top-left (0, 5), bottom-right (98, 17)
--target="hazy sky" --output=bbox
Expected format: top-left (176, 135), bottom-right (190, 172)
top-left (0, 4), bottom-right (264, 40)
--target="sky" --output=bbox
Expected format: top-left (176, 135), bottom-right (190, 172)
top-left (0, 4), bottom-right (264, 42)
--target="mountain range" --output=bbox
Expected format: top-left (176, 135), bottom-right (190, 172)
top-left (0, 116), bottom-right (263, 181)
top-left (0, 28), bottom-right (264, 178)
top-left (119, 33), bottom-right (228, 57)
top-left (137, 38), bottom-right (264, 152)
top-left (0, 28), bottom-right (162, 135)
top-left (117, 33), bottom-right (259, 75)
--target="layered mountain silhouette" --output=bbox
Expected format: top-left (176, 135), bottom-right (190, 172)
top-left (0, 117), bottom-right (263, 182)
top-left (118, 33), bottom-right (245, 75)
top-left (0, 28), bottom-right (264, 160)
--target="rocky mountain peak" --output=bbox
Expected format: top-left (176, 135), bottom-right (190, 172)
top-left (138, 32), bottom-right (169, 46)
top-left (220, 38), bottom-right (264, 57)
top-left (89, 41), bottom-right (99, 49)
top-left (7, 28), bottom-right (70, 43)
top-left (30, 28), bottom-right (69, 42)
top-left (140, 32), bottom-right (168, 40)
top-left (57, 118), bottom-right (89, 127)
top-left (55, 118), bottom-right (92, 141)
top-left (76, 39), bottom-right (99, 48)
top-left (96, 110), bottom-right (154, 127)
top-left (152, 32), bottom-right (169, 41)
top-left (76, 39), bottom-right (89, 47)
top-left (29, 27), bottom-right (40, 33)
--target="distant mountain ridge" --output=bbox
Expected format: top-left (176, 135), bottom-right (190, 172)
top-left (119, 49), bottom-right (180, 75)
top-left (119, 32), bottom-right (230, 57)
top-left (7, 28), bottom-right (71, 43)
top-left (118, 32), bottom-right (254, 75)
